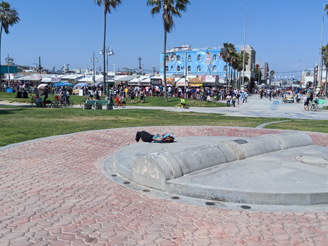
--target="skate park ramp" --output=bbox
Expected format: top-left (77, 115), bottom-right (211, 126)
top-left (103, 131), bottom-right (328, 206)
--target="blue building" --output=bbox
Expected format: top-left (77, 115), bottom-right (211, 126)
top-left (1, 65), bottom-right (17, 75)
top-left (160, 45), bottom-right (240, 78)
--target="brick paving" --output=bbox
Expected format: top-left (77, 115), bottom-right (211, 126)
top-left (1, 126), bottom-right (328, 246)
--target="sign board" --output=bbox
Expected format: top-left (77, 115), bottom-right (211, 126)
top-left (151, 78), bottom-right (162, 85)
top-left (189, 77), bottom-right (202, 83)
top-left (165, 77), bottom-right (175, 82)
top-left (5, 73), bottom-right (15, 79)
top-left (198, 75), bottom-right (217, 83)
top-left (31, 74), bottom-right (41, 80)
top-left (51, 76), bottom-right (61, 82)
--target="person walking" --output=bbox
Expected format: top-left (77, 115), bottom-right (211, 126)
top-left (41, 87), bottom-right (49, 107)
top-left (244, 91), bottom-right (248, 103)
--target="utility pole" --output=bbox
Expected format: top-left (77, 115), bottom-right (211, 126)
top-left (39, 57), bottom-right (42, 83)
top-left (241, 4), bottom-right (247, 91)
top-left (317, 3), bottom-right (325, 95)
top-left (138, 57), bottom-right (142, 75)
top-left (7, 54), bottom-right (10, 88)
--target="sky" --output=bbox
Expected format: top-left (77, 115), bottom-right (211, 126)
top-left (3, 0), bottom-right (328, 80)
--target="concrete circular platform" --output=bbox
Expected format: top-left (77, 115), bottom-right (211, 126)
top-left (103, 128), bottom-right (328, 211)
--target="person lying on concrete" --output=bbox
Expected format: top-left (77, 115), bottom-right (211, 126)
top-left (135, 131), bottom-right (175, 143)
top-left (135, 131), bottom-right (154, 143)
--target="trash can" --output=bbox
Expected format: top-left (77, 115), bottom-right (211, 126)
top-left (105, 104), bottom-right (113, 110)
top-left (226, 100), bottom-right (230, 107)
top-left (36, 98), bottom-right (43, 107)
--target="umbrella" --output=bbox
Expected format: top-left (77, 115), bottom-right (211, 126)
top-left (37, 84), bottom-right (48, 89)
top-left (73, 82), bottom-right (89, 88)
top-left (53, 82), bottom-right (73, 87)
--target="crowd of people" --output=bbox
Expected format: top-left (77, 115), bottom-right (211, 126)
top-left (96, 85), bottom-right (251, 105)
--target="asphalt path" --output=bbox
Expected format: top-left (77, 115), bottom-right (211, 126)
top-left (126, 95), bottom-right (328, 120)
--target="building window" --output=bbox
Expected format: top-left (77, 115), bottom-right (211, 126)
top-left (197, 65), bottom-right (201, 72)
top-left (177, 66), bottom-right (180, 72)
top-left (213, 54), bottom-right (217, 61)
top-left (188, 66), bottom-right (191, 72)
top-left (213, 65), bottom-right (217, 72)
top-left (188, 55), bottom-right (191, 62)
top-left (197, 55), bottom-right (201, 61)
top-left (177, 55), bottom-right (180, 61)
top-left (165, 66), bottom-right (168, 71)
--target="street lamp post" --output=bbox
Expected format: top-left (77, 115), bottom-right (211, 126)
top-left (182, 52), bottom-right (188, 98)
top-left (89, 51), bottom-right (99, 87)
top-left (100, 46), bottom-right (114, 99)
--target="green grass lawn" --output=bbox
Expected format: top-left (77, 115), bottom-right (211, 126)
top-left (1, 91), bottom-right (328, 147)
top-left (0, 106), bottom-right (286, 147)
top-left (0, 92), bottom-right (226, 107)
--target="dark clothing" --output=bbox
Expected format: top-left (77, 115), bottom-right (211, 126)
top-left (42, 89), bottom-right (49, 107)
top-left (135, 131), bottom-right (154, 143)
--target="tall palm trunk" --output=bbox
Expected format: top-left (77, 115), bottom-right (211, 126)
top-left (225, 62), bottom-right (228, 89)
top-left (163, 29), bottom-right (167, 102)
top-left (103, 7), bottom-right (106, 97)
top-left (233, 69), bottom-right (236, 89)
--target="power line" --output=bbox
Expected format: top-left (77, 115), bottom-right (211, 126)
top-left (270, 57), bottom-right (317, 66)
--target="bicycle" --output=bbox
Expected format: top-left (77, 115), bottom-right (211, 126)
top-left (43, 99), bottom-right (53, 108)
top-left (66, 97), bottom-right (74, 107)
top-left (30, 95), bottom-right (37, 106)
top-left (309, 101), bottom-right (323, 111)
top-left (113, 100), bottom-right (126, 108)
top-left (53, 96), bottom-right (73, 107)
top-left (53, 96), bottom-right (64, 107)
top-left (80, 95), bottom-right (89, 108)
top-left (175, 103), bottom-right (190, 109)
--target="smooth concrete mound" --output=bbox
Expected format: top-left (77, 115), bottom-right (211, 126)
top-left (132, 131), bottom-right (313, 191)
top-left (105, 131), bottom-right (328, 206)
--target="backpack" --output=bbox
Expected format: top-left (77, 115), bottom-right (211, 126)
top-left (152, 132), bottom-right (175, 143)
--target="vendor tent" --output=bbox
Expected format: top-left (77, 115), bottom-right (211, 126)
top-left (53, 82), bottom-right (73, 87)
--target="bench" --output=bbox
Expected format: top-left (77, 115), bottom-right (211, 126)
top-left (83, 100), bottom-right (113, 110)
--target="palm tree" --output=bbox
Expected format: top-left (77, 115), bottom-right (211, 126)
top-left (321, 44), bottom-right (328, 94)
top-left (94, 0), bottom-right (122, 98)
top-left (230, 50), bottom-right (238, 88)
top-left (220, 42), bottom-right (235, 88)
top-left (147, 0), bottom-right (190, 102)
top-left (0, 1), bottom-right (19, 84)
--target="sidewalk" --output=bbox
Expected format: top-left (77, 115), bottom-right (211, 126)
top-left (1, 126), bottom-right (328, 245)
top-left (1, 95), bottom-right (328, 120)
